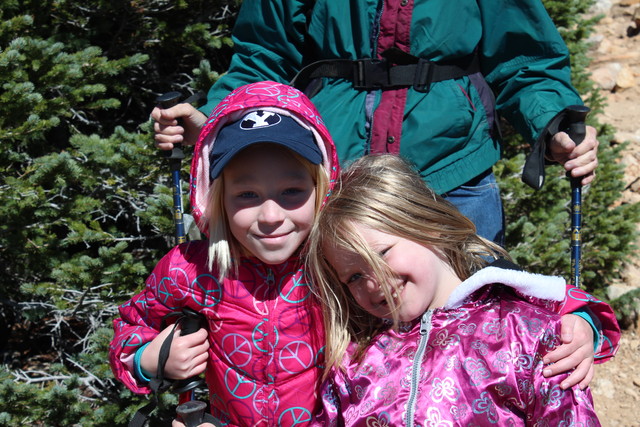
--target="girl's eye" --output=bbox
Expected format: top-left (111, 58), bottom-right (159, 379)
top-left (238, 191), bottom-right (257, 199)
top-left (283, 187), bottom-right (304, 196)
top-left (346, 273), bottom-right (362, 285)
top-left (379, 247), bottom-right (391, 257)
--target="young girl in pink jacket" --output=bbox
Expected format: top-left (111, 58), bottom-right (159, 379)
top-left (110, 81), bottom-right (340, 426)
top-left (306, 154), bottom-right (618, 426)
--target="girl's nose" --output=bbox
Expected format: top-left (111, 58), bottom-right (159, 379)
top-left (364, 278), bottom-right (380, 293)
top-left (258, 199), bottom-right (285, 224)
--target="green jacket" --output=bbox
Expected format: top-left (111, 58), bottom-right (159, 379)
top-left (201, 0), bottom-right (583, 193)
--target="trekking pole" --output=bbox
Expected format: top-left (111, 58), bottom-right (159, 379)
top-left (156, 91), bottom-right (187, 245)
top-left (173, 308), bottom-right (207, 426)
top-left (173, 308), bottom-right (206, 400)
top-left (564, 105), bottom-right (590, 288)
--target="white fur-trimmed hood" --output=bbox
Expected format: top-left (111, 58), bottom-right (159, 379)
top-left (444, 266), bottom-right (566, 309)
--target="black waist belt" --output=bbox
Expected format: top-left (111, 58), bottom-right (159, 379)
top-left (291, 48), bottom-right (480, 93)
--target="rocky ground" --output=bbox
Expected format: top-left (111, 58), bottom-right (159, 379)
top-left (581, 0), bottom-right (640, 425)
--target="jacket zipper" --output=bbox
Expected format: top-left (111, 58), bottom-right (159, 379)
top-left (266, 268), bottom-right (275, 287)
top-left (265, 267), bottom-right (275, 424)
top-left (405, 310), bottom-right (432, 427)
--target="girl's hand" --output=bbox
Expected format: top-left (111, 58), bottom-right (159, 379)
top-left (542, 314), bottom-right (595, 390)
top-left (141, 323), bottom-right (210, 380)
top-left (151, 103), bottom-right (207, 150)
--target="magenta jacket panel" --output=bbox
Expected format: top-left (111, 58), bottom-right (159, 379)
top-left (313, 267), bottom-right (603, 426)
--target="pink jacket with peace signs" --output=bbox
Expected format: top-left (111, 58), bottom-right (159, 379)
top-left (109, 82), bottom-right (339, 426)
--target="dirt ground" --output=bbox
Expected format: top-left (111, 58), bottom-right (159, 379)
top-left (582, 1), bottom-right (640, 425)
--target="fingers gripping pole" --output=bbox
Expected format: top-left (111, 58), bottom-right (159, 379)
top-left (156, 91), bottom-right (187, 244)
top-left (564, 105), bottom-right (590, 288)
top-left (173, 308), bottom-right (207, 424)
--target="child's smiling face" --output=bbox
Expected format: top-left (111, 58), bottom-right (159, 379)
top-left (326, 224), bottom-right (461, 321)
top-left (223, 144), bottom-right (317, 265)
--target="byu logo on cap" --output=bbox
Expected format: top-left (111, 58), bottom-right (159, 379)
top-left (240, 111), bottom-right (281, 130)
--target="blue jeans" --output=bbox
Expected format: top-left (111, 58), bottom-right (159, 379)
top-left (442, 169), bottom-right (505, 246)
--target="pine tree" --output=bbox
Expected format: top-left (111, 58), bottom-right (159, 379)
top-left (0, 0), bottom-right (237, 424)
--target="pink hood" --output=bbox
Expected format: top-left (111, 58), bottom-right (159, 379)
top-left (190, 81), bottom-right (340, 235)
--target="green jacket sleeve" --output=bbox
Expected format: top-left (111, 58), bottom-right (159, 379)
top-left (477, 0), bottom-right (583, 144)
top-left (199, 0), bottom-right (312, 116)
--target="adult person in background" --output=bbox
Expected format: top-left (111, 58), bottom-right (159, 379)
top-left (152, 0), bottom-right (599, 246)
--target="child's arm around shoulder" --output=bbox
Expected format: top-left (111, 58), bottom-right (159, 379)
top-left (540, 284), bottom-right (620, 390)
top-left (528, 315), bottom-right (601, 425)
top-left (559, 283), bottom-right (621, 363)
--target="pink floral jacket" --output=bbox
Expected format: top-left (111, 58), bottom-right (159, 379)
top-left (313, 265), bottom-right (614, 426)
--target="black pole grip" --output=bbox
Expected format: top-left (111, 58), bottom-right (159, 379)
top-left (563, 105), bottom-right (590, 186)
top-left (180, 307), bottom-right (203, 335)
top-left (176, 400), bottom-right (207, 427)
top-left (172, 308), bottom-right (206, 395)
top-left (156, 92), bottom-right (186, 161)
top-left (563, 105), bottom-right (589, 146)
top-left (156, 91), bottom-right (183, 109)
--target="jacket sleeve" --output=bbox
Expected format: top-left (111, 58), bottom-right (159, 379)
top-left (560, 284), bottom-right (621, 363)
top-left (200, 0), bottom-right (312, 115)
top-left (477, 0), bottom-right (583, 145)
top-left (108, 247), bottom-right (185, 394)
top-left (312, 374), bottom-right (345, 427)
top-left (528, 319), bottom-right (601, 424)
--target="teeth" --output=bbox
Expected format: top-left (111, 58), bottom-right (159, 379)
top-left (391, 285), bottom-right (404, 299)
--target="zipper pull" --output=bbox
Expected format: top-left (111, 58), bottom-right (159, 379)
top-left (420, 311), bottom-right (431, 335)
top-left (266, 268), bottom-right (275, 286)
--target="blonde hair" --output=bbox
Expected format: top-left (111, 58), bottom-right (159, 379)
top-left (204, 149), bottom-right (330, 280)
top-left (305, 154), bottom-right (509, 376)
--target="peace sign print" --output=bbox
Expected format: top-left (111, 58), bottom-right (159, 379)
top-left (279, 271), bottom-right (312, 304)
top-left (160, 267), bottom-right (191, 303)
top-left (245, 81), bottom-right (283, 97)
top-left (228, 263), bottom-right (257, 300)
top-left (190, 273), bottom-right (222, 307)
top-left (278, 304), bottom-right (313, 339)
top-left (224, 398), bottom-right (256, 426)
top-left (253, 320), bottom-right (279, 353)
top-left (315, 346), bottom-right (325, 370)
top-left (278, 407), bottom-right (313, 426)
top-left (123, 332), bottom-right (144, 348)
top-left (252, 283), bottom-right (272, 316)
top-left (222, 333), bottom-right (253, 368)
top-left (157, 272), bottom-right (189, 309)
top-left (279, 340), bottom-right (314, 374)
top-left (567, 286), bottom-right (601, 303)
top-left (145, 272), bottom-right (159, 296)
top-left (224, 367), bottom-right (257, 400)
top-left (201, 307), bottom-right (224, 334)
top-left (252, 385), bottom-right (280, 418)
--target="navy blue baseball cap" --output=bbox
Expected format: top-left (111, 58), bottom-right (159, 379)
top-left (209, 110), bottom-right (322, 180)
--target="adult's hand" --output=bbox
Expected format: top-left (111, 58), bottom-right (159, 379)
top-left (547, 125), bottom-right (599, 186)
top-left (151, 103), bottom-right (208, 150)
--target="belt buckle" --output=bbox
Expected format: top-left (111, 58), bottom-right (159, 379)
top-left (353, 59), bottom-right (389, 90)
top-left (413, 58), bottom-right (434, 93)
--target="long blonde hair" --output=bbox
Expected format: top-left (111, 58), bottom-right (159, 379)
top-left (305, 154), bottom-right (509, 376)
top-left (204, 149), bottom-right (330, 280)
